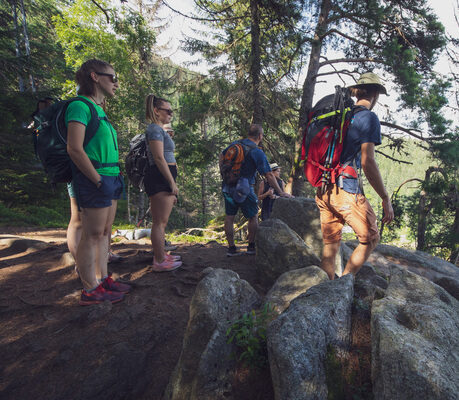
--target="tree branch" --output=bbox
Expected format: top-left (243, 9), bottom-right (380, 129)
top-left (380, 121), bottom-right (446, 142)
top-left (319, 57), bottom-right (385, 67)
top-left (320, 28), bottom-right (380, 50)
top-left (375, 150), bottom-right (412, 164)
top-left (90, 0), bottom-right (110, 24)
top-left (162, 0), bottom-right (247, 23)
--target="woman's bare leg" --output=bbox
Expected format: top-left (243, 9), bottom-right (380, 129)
top-left (149, 192), bottom-right (175, 264)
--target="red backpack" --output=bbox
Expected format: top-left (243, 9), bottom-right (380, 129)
top-left (301, 86), bottom-right (364, 194)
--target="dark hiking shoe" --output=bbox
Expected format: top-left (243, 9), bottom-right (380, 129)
top-left (108, 251), bottom-right (123, 263)
top-left (246, 243), bottom-right (256, 255)
top-left (79, 284), bottom-right (124, 306)
top-left (227, 246), bottom-right (242, 257)
top-left (102, 275), bottom-right (132, 294)
top-left (165, 240), bottom-right (178, 251)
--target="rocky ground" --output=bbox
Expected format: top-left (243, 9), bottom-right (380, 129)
top-left (0, 228), bottom-right (277, 400)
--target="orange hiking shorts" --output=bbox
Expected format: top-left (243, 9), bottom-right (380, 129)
top-left (315, 185), bottom-right (380, 244)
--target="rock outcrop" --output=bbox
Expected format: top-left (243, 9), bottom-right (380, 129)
top-left (371, 266), bottom-right (459, 400)
top-left (256, 218), bottom-right (321, 285)
top-left (271, 197), bottom-right (343, 275)
top-left (164, 268), bottom-right (261, 400)
top-left (264, 266), bottom-right (329, 314)
top-left (267, 275), bottom-right (354, 400)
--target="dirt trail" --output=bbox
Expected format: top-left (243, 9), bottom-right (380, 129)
top-left (0, 228), bottom-right (270, 400)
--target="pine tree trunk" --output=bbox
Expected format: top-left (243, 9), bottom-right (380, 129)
top-left (11, 1), bottom-right (24, 92)
top-left (201, 120), bottom-right (208, 221)
top-left (250, 0), bottom-right (262, 124)
top-left (288, 0), bottom-right (332, 196)
top-left (19, 0), bottom-right (35, 92)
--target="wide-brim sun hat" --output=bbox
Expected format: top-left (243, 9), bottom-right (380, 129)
top-left (269, 163), bottom-right (280, 170)
top-left (348, 72), bottom-right (387, 95)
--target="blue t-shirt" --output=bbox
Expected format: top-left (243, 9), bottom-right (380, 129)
top-left (340, 109), bottom-right (381, 193)
top-left (145, 123), bottom-right (176, 165)
top-left (222, 138), bottom-right (271, 192)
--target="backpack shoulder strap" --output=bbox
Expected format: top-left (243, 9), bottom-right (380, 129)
top-left (68, 97), bottom-right (104, 147)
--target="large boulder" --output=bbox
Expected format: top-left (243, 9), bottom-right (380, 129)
top-left (271, 197), bottom-right (322, 255)
top-left (256, 218), bottom-right (320, 286)
top-left (264, 266), bottom-right (329, 314)
top-left (371, 265), bottom-right (459, 400)
top-left (267, 275), bottom-right (354, 400)
top-left (164, 268), bottom-right (261, 400)
top-left (271, 197), bottom-right (343, 275)
top-left (346, 240), bottom-right (459, 282)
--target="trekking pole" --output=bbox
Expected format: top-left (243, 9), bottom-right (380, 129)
top-left (137, 206), bottom-right (151, 227)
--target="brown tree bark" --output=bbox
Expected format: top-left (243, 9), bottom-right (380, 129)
top-left (287, 0), bottom-right (332, 196)
top-left (250, 0), bottom-right (262, 124)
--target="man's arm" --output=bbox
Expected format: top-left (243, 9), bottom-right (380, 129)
top-left (361, 142), bottom-right (394, 224)
top-left (265, 171), bottom-right (292, 198)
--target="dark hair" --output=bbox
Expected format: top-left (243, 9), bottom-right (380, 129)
top-left (75, 59), bottom-right (113, 96)
top-left (350, 84), bottom-right (380, 100)
top-left (31, 97), bottom-right (54, 117)
top-left (145, 94), bottom-right (169, 123)
top-left (248, 124), bottom-right (263, 139)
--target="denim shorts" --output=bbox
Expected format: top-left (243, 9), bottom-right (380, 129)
top-left (223, 189), bottom-right (258, 219)
top-left (73, 171), bottom-right (124, 209)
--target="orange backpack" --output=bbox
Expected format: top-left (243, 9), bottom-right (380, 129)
top-left (219, 140), bottom-right (257, 186)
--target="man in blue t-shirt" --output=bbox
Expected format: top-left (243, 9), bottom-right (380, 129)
top-left (315, 72), bottom-right (394, 280)
top-left (221, 124), bottom-right (292, 256)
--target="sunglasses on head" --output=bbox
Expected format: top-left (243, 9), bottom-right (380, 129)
top-left (157, 107), bottom-right (173, 115)
top-left (95, 71), bottom-right (118, 83)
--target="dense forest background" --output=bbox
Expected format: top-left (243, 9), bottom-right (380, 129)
top-left (0, 0), bottom-right (457, 263)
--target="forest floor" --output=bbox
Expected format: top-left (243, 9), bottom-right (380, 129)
top-left (0, 227), bottom-right (278, 400)
top-left (0, 227), bottom-right (371, 400)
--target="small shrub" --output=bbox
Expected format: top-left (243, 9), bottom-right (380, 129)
top-left (226, 303), bottom-right (276, 369)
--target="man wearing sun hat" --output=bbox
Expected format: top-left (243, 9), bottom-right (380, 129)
top-left (258, 162), bottom-right (285, 221)
top-left (315, 72), bottom-right (394, 280)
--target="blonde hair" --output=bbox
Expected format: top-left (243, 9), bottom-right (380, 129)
top-left (145, 94), bottom-right (169, 123)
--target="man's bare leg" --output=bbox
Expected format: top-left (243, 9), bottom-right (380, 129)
top-left (342, 239), bottom-right (378, 276)
top-left (224, 215), bottom-right (236, 247)
top-left (247, 215), bottom-right (258, 244)
top-left (321, 242), bottom-right (341, 280)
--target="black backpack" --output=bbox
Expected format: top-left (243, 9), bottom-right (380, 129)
top-left (125, 133), bottom-right (148, 191)
top-left (219, 140), bottom-right (257, 186)
top-left (33, 97), bottom-right (101, 184)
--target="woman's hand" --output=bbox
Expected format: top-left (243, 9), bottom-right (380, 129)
top-left (170, 181), bottom-right (179, 197)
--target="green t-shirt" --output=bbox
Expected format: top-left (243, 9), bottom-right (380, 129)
top-left (65, 96), bottom-right (120, 176)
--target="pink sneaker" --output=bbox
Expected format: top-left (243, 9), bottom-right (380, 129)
top-left (166, 254), bottom-right (181, 261)
top-left (151, 258), bottom-right (182, 272)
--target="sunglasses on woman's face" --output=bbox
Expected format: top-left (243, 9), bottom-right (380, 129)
top-left (157, 107), bottom-right (173, 115)
top-left (95, 71), bottom-right (118, 83)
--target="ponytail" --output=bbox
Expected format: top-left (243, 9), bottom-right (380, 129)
top-left (145, 94), bottom-right (169, 123)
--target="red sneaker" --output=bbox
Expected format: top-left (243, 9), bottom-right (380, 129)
top-left (102, 275), bottom-right (131, 294)
top-left (79, 284), bottom-right (124, 306)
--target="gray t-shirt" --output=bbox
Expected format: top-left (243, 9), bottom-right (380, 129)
top-left (145, 123), bottom-right (176, 165)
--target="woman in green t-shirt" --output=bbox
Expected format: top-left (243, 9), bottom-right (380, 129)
top-left (66, 59), bottom-right (130, 305)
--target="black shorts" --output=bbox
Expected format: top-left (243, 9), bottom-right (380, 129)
top-left (144, 164), bottom-right (177, 197)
